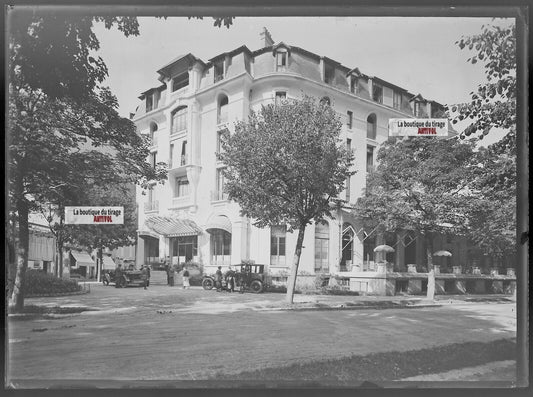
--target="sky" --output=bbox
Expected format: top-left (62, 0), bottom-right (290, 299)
top-left (93, 16), bottom-right (515, 146)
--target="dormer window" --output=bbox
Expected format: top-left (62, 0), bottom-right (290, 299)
top-left (172, 73), bottom-right (189, 92)
top-left (214, 60), bottom-right (224, 83)
top-left (324, 63), bottom-right (335, 85)
top-left (349, 75), bottom-right (358, 94)
top-left (146, 95), bottom-right (153, 112)
top-left (276, 51), bottom-right (287, 71)
top-left (393, 91), bottom-right (402, 110)
top-left (372, 83), bottom-right (383, 104)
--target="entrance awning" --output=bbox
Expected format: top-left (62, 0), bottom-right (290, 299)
top-left (205, 214), bottom-right (232, 234)
top-left (70, 251), bottom-right (95, 267)
top-left (144, 216), bottom-right (202, 238)
top-left (102, 256), bottom-right (116, 270)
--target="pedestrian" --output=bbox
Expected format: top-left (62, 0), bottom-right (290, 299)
top-left (164, 259), bottom-right (170, 285)
top-left (168, 264), bottom-right (175, 287)
top-left (182, 266), bottom-right (190, 289)
top-left (141, 265), bottom-right (149, 290)
top-left (115, 263), bottom-right (123, 288)
top-left (215, 266), bottom-right (223, 292)
top-left (225, 265), bottom-right (235, 293)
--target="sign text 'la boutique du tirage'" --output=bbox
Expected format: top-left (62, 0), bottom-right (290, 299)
top-left (65, 207), bottom-right (124, 225)
top-left (388, 119), bottom-right (449, 137)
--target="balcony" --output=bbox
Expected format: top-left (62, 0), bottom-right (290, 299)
top-left (144, 201), bottom-right (159, 213)
top-left (168, 154), bottom-right (189, 171)
top-left (211, 190), bottom-right (228, 202)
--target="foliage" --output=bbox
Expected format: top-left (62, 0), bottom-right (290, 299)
top-left (9, 10), bottom-right (139, 101)
top-left (24, 270), bottom-right (81, 296)
top-left (219, 95), bottom-right (353, 303)
top-left (354, 137), bottom-right (476, 299)
top-left (449, 22), bottom-right (516, 151)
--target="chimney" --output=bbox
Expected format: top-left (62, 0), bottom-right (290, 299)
top-left (260, 27), bottom-right (274, 48)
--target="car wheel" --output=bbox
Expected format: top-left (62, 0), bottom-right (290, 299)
top-left (202, 278), bottom-right (214, 290)
top-left (250, 280), bottom-right (263, 293)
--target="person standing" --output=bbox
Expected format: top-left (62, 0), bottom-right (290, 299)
top-left (182, 266), bottom-right (190, 289)
top-left (168, 263), bottom-right (175, 287)
top-left (115, 264), bottom-right (123, 288)
top-left (215, 266), bottom-right (223, 292)
top-left (225, 265), bottom-right (235, 293)
top-left (141, 265), bottom-right (149, 290)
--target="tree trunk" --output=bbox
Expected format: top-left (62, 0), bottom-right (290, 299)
top-left (10, 197), bottom-right (29, 311)
top-left (97, 246), bottom-right (104, 282)
top-left (424, 232), bottom-right (435, 300)
top-left (286, 226), bottom-right (306, 304)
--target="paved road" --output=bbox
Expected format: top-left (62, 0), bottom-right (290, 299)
top-left (6, 284), bottom-right (516, 386)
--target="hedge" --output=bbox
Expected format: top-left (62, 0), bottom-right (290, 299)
top-left (24, 270), bottom-right (82, 295)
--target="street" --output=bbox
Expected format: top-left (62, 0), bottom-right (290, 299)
top-left (7, 284), bottom-right (517, 386)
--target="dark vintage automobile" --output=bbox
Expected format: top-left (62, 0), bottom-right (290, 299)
top-left (103, 266), bottom-right (150, 288)
top-left (202, 263), bottom-right (267, 293)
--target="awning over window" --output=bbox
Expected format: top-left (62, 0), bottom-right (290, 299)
top-left (70, 251), bottom-right (95, 267)
top-left (102, 256), bottom-right (116, 270)
top-left (205, 214), bottom-right (232, 234)
top-left (144, 216), bottom-right (202, 238)
top-left (138, 229), bottom-right (159, 239)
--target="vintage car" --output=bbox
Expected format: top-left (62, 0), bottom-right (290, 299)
top-left (103, 266), bottom-right (150, 288)
top-left (202, 263), bottom-right (267, 293)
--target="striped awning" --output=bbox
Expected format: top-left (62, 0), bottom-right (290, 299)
top-left (205, 214), bottom-right (232, 234)
top-left (102, 256), bottom-right (116, 270)
top-left (70, 251), bottom-right (95, 267)
top-left (144, 216), bottom-right (202, 238)
top-left (138, 229), bottom-right (159, 239)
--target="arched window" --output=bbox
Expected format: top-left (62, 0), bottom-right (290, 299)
top-left (149, 122), bottom-right (158, 142)
top-left (218, 95), bottom-right (229, 124)
top-left (314, 221), bottom-right (329, 272)
top-left (367, 113), bottom-right (377, 140)
top-left (171, 106), bottom-right (187, 135)
top-left (320, 96), bottom-right (331, 106)
top-left (211, 229), bottom-right (231, 266)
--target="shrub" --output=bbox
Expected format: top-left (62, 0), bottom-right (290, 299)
top-left (24, 270), bottom-right (81, 296)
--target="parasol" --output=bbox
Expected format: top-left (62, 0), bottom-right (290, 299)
top-left (433, 250), bottom-right (452, 257)
top-left (373, 245), bottom-right (395, 253)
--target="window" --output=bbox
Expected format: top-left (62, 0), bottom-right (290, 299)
top-left (211, 229), bottom-right (231, 265)
top-left (349, 75), bottom-right (358, 94)
top-left (372, 83), bottom-right (383, 103)
top-left (174, 177), bottom-right (189, 198)
top-left (366, 146), bottom-right (374, 172)
top-left (367, 114), bottom-right (377, 140)
top-left (181, 141), bottom-right (188, 166)
top-left (214, 61), bottom-right (224, 83)
top-left (218, 95), bottom-right (228, 124)
top-left (414, 102), bottom-right (421, 117)
top-left (145, 185), bottom-right (158, 212)
top-left (146, 95), bottom-right (153, 112)
top-left (150, 152), bottom-right (157, 168)
top-left (270, 226), bottom-right (286, 266)
top-left (392, 92), bottom-right (401, 110)
top-left (214, 168), bottom-right (227, 201)
top-left (172, 236), bottom-right (198, 263)
top-left (169, 143), bottom-right (174, 168)
top-left (276, 51), bottom-right (287, 71)
top-left (172, 73), bottom-right (189, 92)
top-left (275, 91), bottom-right (286, 106)
top-left (171, 107), bottom-right (187, 134)
top-left (324, 63), bottom-right (335, 85)
top-left (345, 175), bottom-right (351, 202)
top-left (314, 221), bottom-right (329, 272)
top-left (320, 96), bottom-right (331, 106)
top-left (149, 122), bottom-right (158, 145)
top-left (217, 129), bottom-right (228, 156)
top-left (347, 111), bottom-right (353, 129)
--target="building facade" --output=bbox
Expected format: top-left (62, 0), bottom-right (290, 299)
top-left (133, 30), bottom-right (512, 294)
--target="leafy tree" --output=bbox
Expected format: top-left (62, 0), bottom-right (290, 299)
top-left (449, 22), bottom-right (516, 152)
top-left (219, 96), bottom-right (353, 303)
top-left (354, 137), bottom-right (476, 300)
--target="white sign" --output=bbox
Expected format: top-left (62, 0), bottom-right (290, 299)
top-left (65, 206), bottom-right (124, 225)
top-left (389, 119), bottom-right (449, 137)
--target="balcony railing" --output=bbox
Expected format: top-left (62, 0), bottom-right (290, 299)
top-left (211, 190), bottom-right (228, 202)
top-left (144, 201), bottom-right (159, 212)
top-left (168, 154), bottom-right (189, 169)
